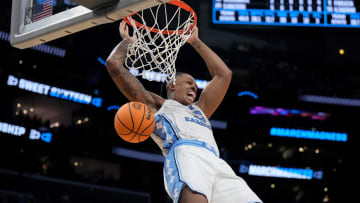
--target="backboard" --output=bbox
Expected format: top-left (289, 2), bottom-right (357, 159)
top-left (10, 0), bottom-right (170, 49)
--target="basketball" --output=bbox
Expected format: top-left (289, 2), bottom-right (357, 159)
top-left (114, 102), bottom-right (155, 143)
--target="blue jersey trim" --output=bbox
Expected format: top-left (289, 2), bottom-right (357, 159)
top-left (153, 113), bottom-right (182, 150)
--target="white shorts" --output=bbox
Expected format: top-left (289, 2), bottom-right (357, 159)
top-left (163, 140), bottom-right (262, 203)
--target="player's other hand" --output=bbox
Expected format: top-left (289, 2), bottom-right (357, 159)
top-left (186, 25), bottom-right (200, 44)
top-left (119, 20), bottom-right (134, 43)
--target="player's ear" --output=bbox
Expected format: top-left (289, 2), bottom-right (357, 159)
top-left (168, 83), bottom-right (176, 91)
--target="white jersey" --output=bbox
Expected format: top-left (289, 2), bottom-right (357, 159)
top-left (152, 100), bottom-right (263, 203)
top-left (151, 99), bottom-right (219, 156)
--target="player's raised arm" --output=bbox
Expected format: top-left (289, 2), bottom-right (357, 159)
top-left (106, 21), bottom-right (164, 112)
top-left (188, 26), bottom-right (232, 119)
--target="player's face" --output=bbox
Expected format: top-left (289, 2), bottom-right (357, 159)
top-left (172, 74), bottom-right (198, 105)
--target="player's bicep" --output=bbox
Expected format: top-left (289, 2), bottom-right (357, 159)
top-left (196, 74), bottom-right (232, 118)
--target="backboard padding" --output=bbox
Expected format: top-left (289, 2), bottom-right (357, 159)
top-left (10, 0), bottom-right (170, 49)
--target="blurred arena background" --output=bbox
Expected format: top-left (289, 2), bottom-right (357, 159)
top-left (1, 0), bottom-right (360, 202)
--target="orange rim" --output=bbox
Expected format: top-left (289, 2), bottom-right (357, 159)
top-left (123, 0), bottom-right (197, 35)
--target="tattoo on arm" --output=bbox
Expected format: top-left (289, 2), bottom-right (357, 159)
top-left (111, 40), bottom-right (131, 65)
top-left (108, 64), bottom-right (148, 102)
top-left (107, 40), bottom-right (162, 107)
top-left (191, 41), bottom-right (201, 49)
top-left (108, 67), bottom-right (121, 78)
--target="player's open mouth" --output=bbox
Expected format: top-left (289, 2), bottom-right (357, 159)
top-left (187, 91), bottom-right (195, 102)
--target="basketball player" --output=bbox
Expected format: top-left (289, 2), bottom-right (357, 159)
top-left (106, 21), bottom-right (262, 203)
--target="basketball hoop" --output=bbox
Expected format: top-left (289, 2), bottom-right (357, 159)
top-left (123, 0), bottom-right (197, 84)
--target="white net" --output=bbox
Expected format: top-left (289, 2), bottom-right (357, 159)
top-left (124, 1), bottom-right (196, 84)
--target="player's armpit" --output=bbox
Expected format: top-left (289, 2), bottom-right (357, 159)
top-left (149, 92), bottom-right (165, 110)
